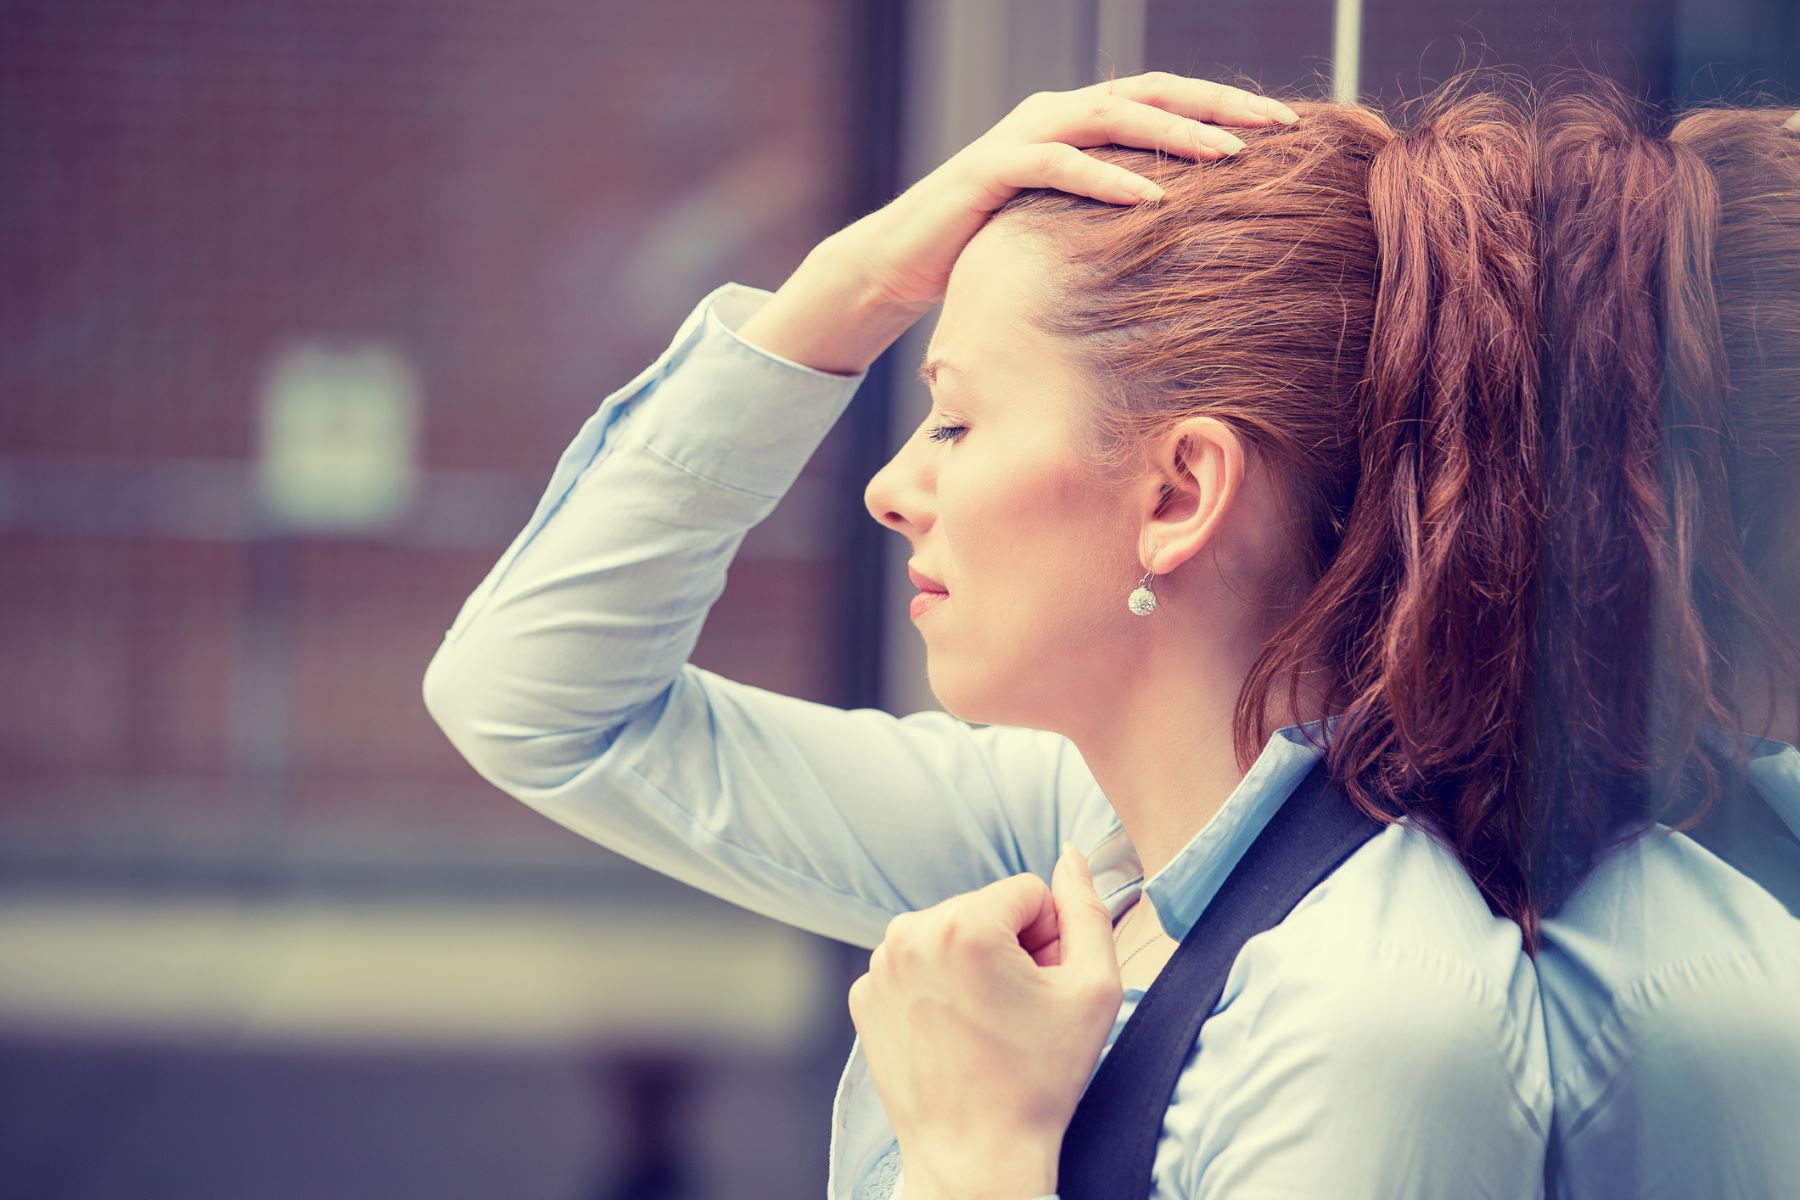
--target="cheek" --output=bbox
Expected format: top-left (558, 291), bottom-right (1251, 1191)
top-left (940, 449), bottom-right (1117, 621)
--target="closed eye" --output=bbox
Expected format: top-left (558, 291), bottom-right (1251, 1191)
top-left (925, 423), bottom-right (967, 444)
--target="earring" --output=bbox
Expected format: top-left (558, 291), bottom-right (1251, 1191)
top-left (1127, 568), bottom-right (1158, 616)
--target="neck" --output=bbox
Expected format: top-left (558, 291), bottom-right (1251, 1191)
top-left (1066, 616), bottom-right (1285, 883)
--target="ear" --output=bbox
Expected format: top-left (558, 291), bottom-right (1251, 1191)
top-left (1137, 416), bottom-right (1247, 574)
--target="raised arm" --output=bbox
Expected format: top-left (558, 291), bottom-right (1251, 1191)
top-left (424, 72), bottom-right (1300, 946)
top-left (421, 261), bottom-right (1109, 948)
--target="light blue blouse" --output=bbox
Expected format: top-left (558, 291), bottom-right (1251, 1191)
top-left (422, 281), bottom-right (1552, 1199)
top-left (1535, 732), bottom-right (1800, 1199)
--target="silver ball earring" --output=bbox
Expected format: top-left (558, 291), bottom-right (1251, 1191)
top-left (1127, 568), bottom-right (1158, 616)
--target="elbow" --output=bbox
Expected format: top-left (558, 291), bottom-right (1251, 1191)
top-left (421, 635), bottom-right (636, 796)
top-left (421, 636), bottom-right (459, 739)
top-left (421, 636), bottom-right (495, 778)
top-left (421, 636), bottom-right (533, 789)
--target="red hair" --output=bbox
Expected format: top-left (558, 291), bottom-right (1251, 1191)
top-left (1528, 84), bottom-right (1800, 908)
top-left (989, 83), bottom-right (1542, 938)
top-left (1669, 105), bottom-right (1800, 732)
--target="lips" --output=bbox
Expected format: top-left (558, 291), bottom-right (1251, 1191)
top-left (909, 590), bottom-right (949, 621)
top-left (907, 563), bottom-right (948, 594)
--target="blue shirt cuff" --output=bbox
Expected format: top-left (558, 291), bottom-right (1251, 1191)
top-left (618, 281), bottom-right (870, 500)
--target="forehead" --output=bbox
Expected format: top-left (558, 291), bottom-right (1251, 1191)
top-left (923, 225), bottom-right (1067, 390)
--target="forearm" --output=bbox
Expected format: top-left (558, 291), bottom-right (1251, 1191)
top-left (423, 277), bottom-right (869, 790)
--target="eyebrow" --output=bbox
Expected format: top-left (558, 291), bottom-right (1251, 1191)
top-left (917, 357), bottom-right (964, 388)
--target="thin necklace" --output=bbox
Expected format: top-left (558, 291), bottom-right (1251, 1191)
top-left (1118, 933), bottom-right (1165, 973)
top-left (1112, 900), bottom-right (1165, 972)
top-left (1111, 899), bottom-right (1143, 943)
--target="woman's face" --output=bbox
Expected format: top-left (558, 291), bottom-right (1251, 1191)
top-left (862, 224), bottom-right (1146, 732)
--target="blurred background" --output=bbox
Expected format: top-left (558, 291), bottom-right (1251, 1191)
top-left (0, 1), bottom-right (1793, 1198)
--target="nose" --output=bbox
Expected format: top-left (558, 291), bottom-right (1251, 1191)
top-left (863, 437), bottom-right (934, 540)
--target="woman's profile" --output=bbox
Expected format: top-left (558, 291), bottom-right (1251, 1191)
top-left (423, 71), bottom-right (1552, 1198)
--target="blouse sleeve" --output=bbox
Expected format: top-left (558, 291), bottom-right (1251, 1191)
top-left (421, 282), bottom-right (1110, 949)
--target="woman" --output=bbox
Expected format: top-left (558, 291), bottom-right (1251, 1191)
top-left (422, 73), bottom-right (1551, 1197)
top-left (836, 85), bottom-right (1553, 1199)
top-left (1522, 92), bottom-right (1800, 1198)
top-left (867, 88), bottom-right (1800, 1200)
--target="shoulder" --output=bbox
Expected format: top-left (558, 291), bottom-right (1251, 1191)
top-left (1538, 827), bottom-right (1800, 1154)
top-left (1539, 826), bottom-right (1800, 1035)
top-left (1213, 819), bottom-right (1548, 1126)
top-left (1263, 820), bottom-right (1542, 1029)
top-left (1167, 823), bottom-right (1550, 1196)
top-left (1254, 822), bottom-right (1540, 1077)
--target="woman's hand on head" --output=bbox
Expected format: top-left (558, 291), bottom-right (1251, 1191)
top-left (846, 841), bottom-right (1124, 1200)
top-left (828, 72), bottom-right (1298, 315)
top-left (736, 73), bottom-right (1293, 377)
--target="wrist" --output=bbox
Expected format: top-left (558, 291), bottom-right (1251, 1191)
top-left (903, 1143), bottom-right (1058, 1200)
top-left (735, 238), bottom-right (926, 377)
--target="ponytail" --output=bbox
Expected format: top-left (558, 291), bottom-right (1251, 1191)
top-left (1668, 106), bottom-right (1800, 742)
top-left (1528, 87), bottom-right (1800, 910)
top-left (1239, 90), bottom-right (1543, 941)
top-left (994, 84), bottom-right (1549, 940)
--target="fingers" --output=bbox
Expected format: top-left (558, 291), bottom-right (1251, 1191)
top-left (972, 872), bottom-right (1061, 950)
top-left (1104, 97), bottom-right (1249, 159)
top-left (865, 848), bottom-right (1110, 976)
top-left (869, 878), bottom-right (1055, 975)
top-left (976, 71), bottom-right (1299, 212)
top-left (1051, 841), bottom-right (1118, 983)
top-left (1105, 70), bottom-right (1299, 128)
top-left (1011, 90), bottom-right (1248, 162)
top-left (984, 141), bottom-right (1167, 207)
top-left (991, 73), bottom-right (1302, 208)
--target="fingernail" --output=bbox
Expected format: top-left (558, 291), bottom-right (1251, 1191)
top-left (1255, 96), bottom-right (1300, 124)
top-left (1221, 134), bottom-right (1247, 155)
top-left (1132, 178), bottom-right (1166, 201)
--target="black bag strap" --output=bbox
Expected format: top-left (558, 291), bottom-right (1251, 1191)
top-left (1056, 757), bottom-right (1384, 1200)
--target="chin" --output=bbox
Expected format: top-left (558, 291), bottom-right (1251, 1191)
top-left (924, 657), bottom-right (988, 724)
top-left (926, 655), bottom-right (1040, 730)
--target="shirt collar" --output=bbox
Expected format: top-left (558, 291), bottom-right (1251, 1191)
top-left (1080, 718), bottom-right (1333, 942)
top-left (1744, 729), bottom-right (1800, 840)
top-left (1695, 723), bottom-right (1800, 840)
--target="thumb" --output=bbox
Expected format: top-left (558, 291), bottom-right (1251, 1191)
top-left (1052, 840), bottom-right (1115, 974)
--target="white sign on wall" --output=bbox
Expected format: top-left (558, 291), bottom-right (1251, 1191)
top-left (255, 342), bottom-right (420, 531)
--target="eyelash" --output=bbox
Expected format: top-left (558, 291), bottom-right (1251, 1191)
top-left (925, 422), bottom-right (968, 444)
